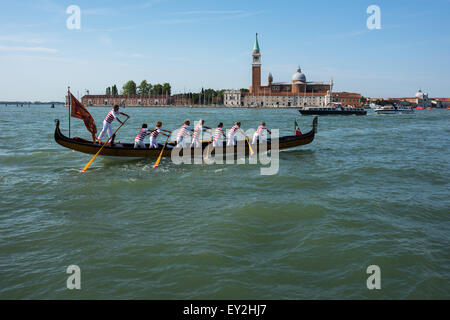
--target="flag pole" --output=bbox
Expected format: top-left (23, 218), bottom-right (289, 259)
top-left (68, 86), bottom-right (71, 138)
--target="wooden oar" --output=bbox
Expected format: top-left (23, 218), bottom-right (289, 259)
top-left (153, 135), bottom-right (170, 168)
top-left (80, 117), bottom-right (129, 173)
top-left (205, 138), bottom-right (213, 161)
top-left (246, 136), bottom-right (255, 156)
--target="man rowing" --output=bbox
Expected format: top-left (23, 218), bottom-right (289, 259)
top-left (212, 122), bottom-right (226, 148)
top-left (134, 123), bottom-right (149, 148)
top-left (149, 121), bottom-right (171, 149)
top-left (176, 120), bottom-right (193, 148)
top-left (252, 122), bottom-right (271, 144)
top-left (227, 121), bottom-right (246, 147)
top-left (191, 119), bottom-right (211, 148)
top-left (97, 105), bottom-right (129, 142)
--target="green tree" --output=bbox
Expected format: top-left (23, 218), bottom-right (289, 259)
top-left (112, 85), bottom-right (118, 96)
top-left (122, 80), bottom-right (137, 95)
top-left (106, 87), bottom-right (111, 95)
top-left (162, 83), bottom-right (171, 95)
top-left (138, 80), bottom-right (149, 95)
top-left (360, 96), bottom-right (368, 104)
top-left (152, 84), bottom-right (163, 95)
top-left (240, 88), bottom-right (249, 93)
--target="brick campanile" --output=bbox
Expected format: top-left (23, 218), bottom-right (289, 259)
top-left (251, 33), bottom-right (261, 94)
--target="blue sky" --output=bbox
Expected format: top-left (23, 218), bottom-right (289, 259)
top-left (0, 0), bottom-right (449, 100)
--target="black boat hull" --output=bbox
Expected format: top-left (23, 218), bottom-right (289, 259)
top-left (299, 110), bottom-right (367, 116)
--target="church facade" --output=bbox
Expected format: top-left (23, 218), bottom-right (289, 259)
top-left (224, 34), bottom-right (361, 108)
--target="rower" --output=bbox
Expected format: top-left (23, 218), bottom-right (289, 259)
top-left (191, 119), bottom-right (211, 148)
top-left (97, 105), bottom-right (129, 142)
top-left (176, 120), bottom-right (193, 148)
top-left (212, 122), bottom-right (226, 148)
top-left (252, 122), bottom-right (271, 144)
top-left (134, 124), bottom-right (149, 148)
top-left (227, 121), bottom-right (246, 147)
top-left (149, 121), bottom-right (171, 149)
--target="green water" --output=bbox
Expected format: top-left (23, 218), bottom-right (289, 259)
top-left (0, 105), bottom-right (449, 299)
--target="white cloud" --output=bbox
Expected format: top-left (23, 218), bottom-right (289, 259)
top-left (172, 10), bottom-right (245, 15)
top-left (83, 8), bottom-right (118, 16)
top-left (0, 35), bottom-right (46, 44)
top-left (0, 46), bottom-right (58, 53)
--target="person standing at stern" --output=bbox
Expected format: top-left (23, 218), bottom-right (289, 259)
top-left (97, 105), bottom-right (129, 142)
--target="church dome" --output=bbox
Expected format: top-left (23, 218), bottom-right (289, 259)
top-left (292, 67), bottom-right (306, 82)
top-left (415, 89), bottom-right (424, 98)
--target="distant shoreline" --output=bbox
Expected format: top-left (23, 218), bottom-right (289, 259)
top-left (78, 104), bottom-right (301, 109)
top-left (0, 102), bottom-right (64, 105)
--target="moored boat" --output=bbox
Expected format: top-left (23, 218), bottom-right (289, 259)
top-left (375, 105), bottom-right (414, 114)
top-left (299, 103), bottom-right (366, 116)
top-left (54, 117), bottom-right (318, 160)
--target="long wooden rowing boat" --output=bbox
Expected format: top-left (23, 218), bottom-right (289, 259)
top-left (54, 117), bottom-right (318, 159)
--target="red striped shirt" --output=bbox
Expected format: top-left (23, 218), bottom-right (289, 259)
top-left (213, 127), bottom-right (223, 140)
top-left (135, 128), bottom-right (148, 141)
top-left (150, 128), bottom-right (161, 139)
top-left (229, 125), bottom-right (239, 135)
top-left (105, 110), bottom-right (118, 123)
top-left (177, 124), bottom-right (191, 138)
top-left (192, 124), bottom-right (202, 139)
top-left (256, 125), bottom-right (266, 134)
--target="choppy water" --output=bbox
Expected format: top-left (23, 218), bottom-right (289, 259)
top-left (0, 104), bottom-right (449, 299)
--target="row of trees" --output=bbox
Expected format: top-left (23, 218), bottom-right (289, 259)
top-left (103, 82), bottom-right (236, 104)
top-left (105, 81), bottom-right (172, 96)
top-left (174, 88), bottom-right (226, 105)
top-left (105, 85), bottom-right (118, 96)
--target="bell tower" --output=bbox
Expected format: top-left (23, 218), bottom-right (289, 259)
top-left (251, 33), bottom-right (261, 94)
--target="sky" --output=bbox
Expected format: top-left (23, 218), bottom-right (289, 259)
top-left (0, 0), bottom-right (449, 101)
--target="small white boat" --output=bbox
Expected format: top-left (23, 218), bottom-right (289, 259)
top-left (374, 105), bottom-right (414, 114)
top-left (396, 106), bottom-right (415, 114)
top-left (374, 105), bottom-right (396, 114)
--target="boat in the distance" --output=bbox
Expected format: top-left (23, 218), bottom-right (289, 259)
top-left (299, 103), bottom-right (367, 116)
top-left (54, 117), bottom-right (318, 160)
top-left (374, 105), bottom-right (414, 114)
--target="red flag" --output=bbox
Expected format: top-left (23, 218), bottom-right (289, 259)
top-left (70, 93), bottom-right (97, 140)
top-left (294, 119), bottom-right (303, 136)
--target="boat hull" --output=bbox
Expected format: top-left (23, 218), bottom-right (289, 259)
top-left (54, 117), bottom-right (318, 159)
top-left (299, 110), bottom-right (366, 116)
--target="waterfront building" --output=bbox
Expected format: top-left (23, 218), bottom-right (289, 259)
top-left (224, 34), bottom-right (361, 108)
top-left (370, 89), bottom-right (450, 108)
top-left (80, 94), bottom-right (171, 107)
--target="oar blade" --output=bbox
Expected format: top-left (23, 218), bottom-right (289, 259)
top-left (246, 137), bottom-right (255, 155)
top-left (79, 118), bottom-right (128, 173)
top-left (153, 135), bottom-right (169, 168)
